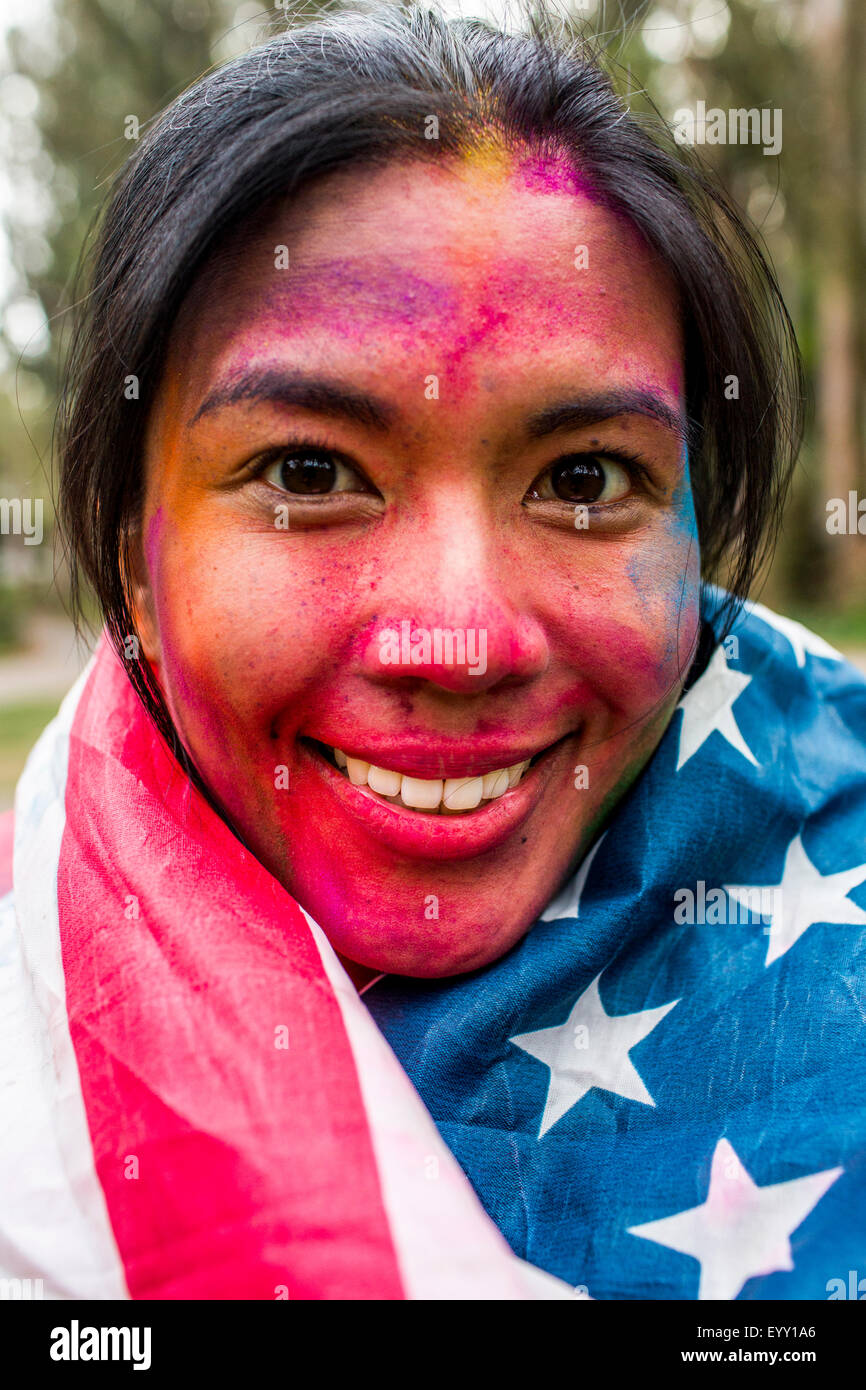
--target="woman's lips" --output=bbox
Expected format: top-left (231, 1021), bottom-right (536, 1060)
top-left (296, 732), bottom-right (576, 861)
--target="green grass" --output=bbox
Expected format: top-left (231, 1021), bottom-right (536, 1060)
top-left (0, 699), bottom-right (62, 810)
top-left (784, 603), bottom-right (866, 648)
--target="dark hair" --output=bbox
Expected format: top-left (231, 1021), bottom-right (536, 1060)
top-left (58, 2), bottom-right (803, 760)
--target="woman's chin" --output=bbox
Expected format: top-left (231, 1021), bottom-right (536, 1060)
top-left (289, 861), bottom-right (568, 980)
top-left (321, 907), bottom-right (534, 980)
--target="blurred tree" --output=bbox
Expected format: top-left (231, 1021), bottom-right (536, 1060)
top-left (585, 0), bottom-right (865, 611)
top-left (6, 0), bottom-right (244, 398)
top-left (0, 0), bottom-right (330, 580)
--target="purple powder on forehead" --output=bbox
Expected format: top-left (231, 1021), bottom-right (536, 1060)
top-left (512, 146), bottom-right (644, 241)
top-left (517, 150), bottom-right (601, 202)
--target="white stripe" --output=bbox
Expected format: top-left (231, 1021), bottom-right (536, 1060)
top-left (1, 660), bottom-right (128, 1299)
top-left (303, 911), bottom-right (573, 1300)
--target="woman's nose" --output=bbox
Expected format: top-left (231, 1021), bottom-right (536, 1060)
top-left (359, 512), bottom-right (550, 694)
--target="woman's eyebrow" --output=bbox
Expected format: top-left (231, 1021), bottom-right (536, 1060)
top-left (188, 371), bottom-right (685, 449)
top-left (188, 367), bottom-right (395, 431)
top-left (526, 389), bottom-right (686, 445)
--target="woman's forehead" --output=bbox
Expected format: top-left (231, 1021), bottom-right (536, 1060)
top-left (165, 154), bottom-right (683, 416)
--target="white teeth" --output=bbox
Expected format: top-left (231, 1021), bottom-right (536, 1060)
top-left (481, 769), bottom-right (510, 800)
top-left (443, 776), bottom-right (484, 811)
top-left (400, 775), bottom-right (445, 809)
top-left (331, 748), bottom-right (533, 813)
top-left (367, 764), bottom-right (402, 797)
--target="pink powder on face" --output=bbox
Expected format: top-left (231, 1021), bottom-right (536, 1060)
top-left (442, 302), bottom-right (511, 375)
top-left (516, 149), bottom-right (604, 204)
top-left (140, 152), bottom-right (696, 981)
top-left (248, 262), bottom-right (462, 337)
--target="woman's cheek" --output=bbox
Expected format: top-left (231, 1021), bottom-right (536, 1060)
top-left (148, 523), bottom-right (316, 744)
top-left (544, 524), bottom-right (700, 722)
top-left (609, 486), bottom-right (702, 701)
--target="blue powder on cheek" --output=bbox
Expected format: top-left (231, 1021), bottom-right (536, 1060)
top-left (625, 444), bottom-right (700, 661)
top-left (663, 444), bottom-right (701, 665)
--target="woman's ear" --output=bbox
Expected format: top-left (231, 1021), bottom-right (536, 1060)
top-left (125, 523), bottom-right (162, 669)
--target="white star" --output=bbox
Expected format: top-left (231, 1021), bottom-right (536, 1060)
top-left (628, 1138), bottom-right (843, 1300)
top-left (745, 600), bottom-right (842, 668)
top-left (540, 833), bottom-right (606, 921)
top-left (511, 975), bottom-right (678, 1137)
top-left (726, 833), bottom-right (866, 967)
top-left (676, 645), bottom-right (758, 771)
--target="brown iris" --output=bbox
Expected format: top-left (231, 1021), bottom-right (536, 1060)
top-left (550, 456), bottom-right (606, 503)
top-left (277, 451), bottom-right (337, 493)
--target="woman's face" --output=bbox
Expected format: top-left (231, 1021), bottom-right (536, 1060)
top-left (133, 150), bottom-right (700, 983)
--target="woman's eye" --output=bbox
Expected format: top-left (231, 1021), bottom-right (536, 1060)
top-left (262, 448), bottom-right (369, 495)
top-left (529, 454), bottom-right (632, 504)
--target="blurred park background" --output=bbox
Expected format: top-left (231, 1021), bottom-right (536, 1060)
top-left (0, 0), bottom-right (864, 807)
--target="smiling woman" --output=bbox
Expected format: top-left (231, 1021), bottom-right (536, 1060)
top-left (3, 3), bottom-right (866, 1306)
top-left (128, 150), bottom-right (699, 981)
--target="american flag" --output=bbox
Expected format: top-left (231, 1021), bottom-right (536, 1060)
top-left (1, 591), bottom-right (863, 1300)
top-left (365, 593), bottom-right (866, 1300)
top-left (0, 634), bottom-right (566, 1299)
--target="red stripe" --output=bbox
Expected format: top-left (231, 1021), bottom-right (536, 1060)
top-left (56, 640), bottom-right (404, 1299)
